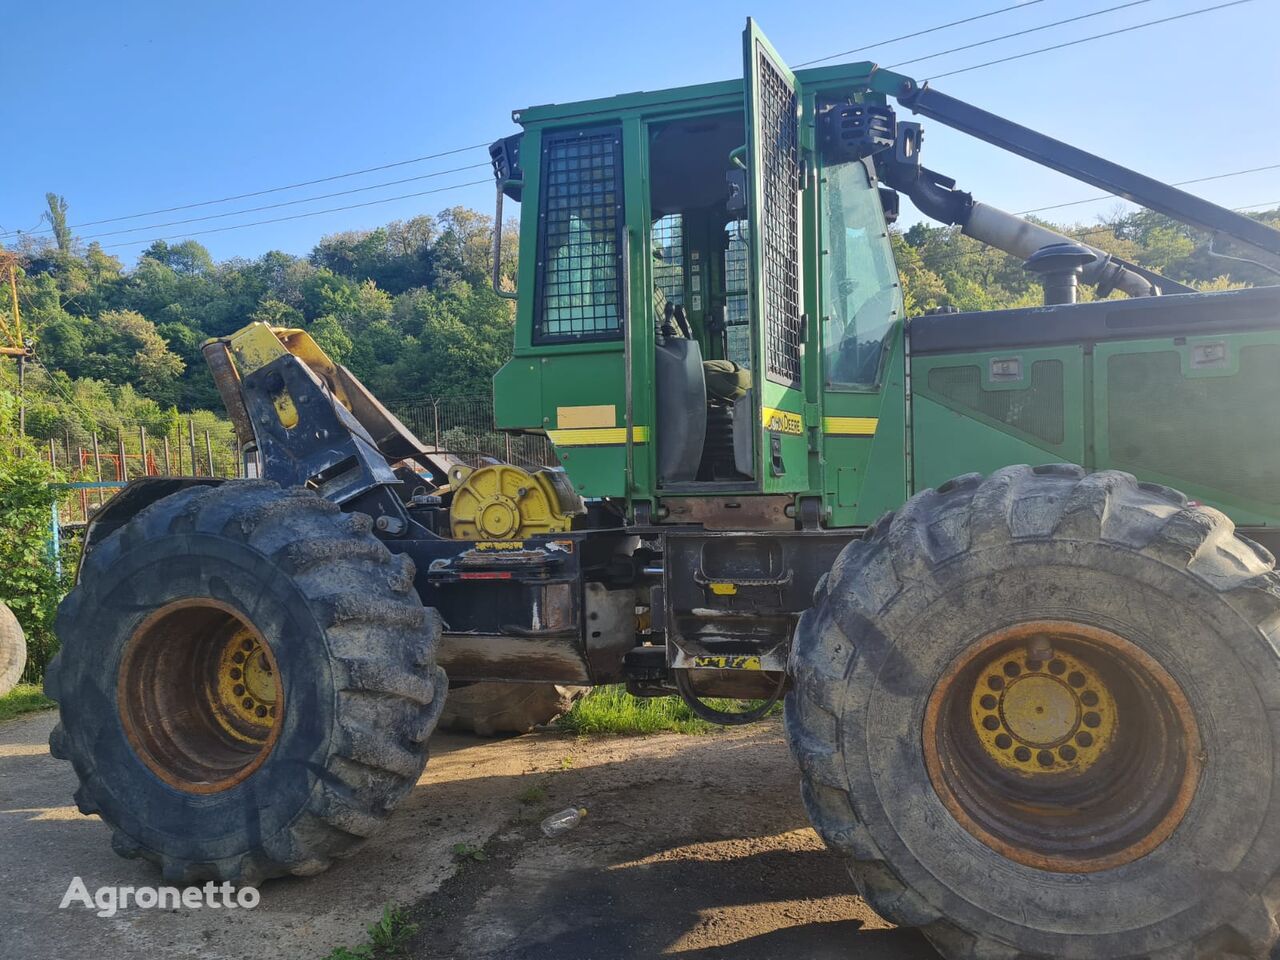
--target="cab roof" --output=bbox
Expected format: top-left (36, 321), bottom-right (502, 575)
top-left (512, 61), bottom-right (879, 127)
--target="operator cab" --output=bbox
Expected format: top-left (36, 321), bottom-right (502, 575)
top-left (490, 19), bottom-right (905, 517)
top-left (648, 112), bottom-right (756, 488)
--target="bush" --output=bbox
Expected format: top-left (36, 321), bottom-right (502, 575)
top-left (0, 390), bottom-right (67, 681)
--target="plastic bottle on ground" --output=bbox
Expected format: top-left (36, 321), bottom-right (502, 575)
top-left (541, 807), bottom-right (587, 838)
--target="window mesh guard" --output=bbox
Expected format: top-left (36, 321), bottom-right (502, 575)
top-left (535, 129), bottom-right (624, 341)
top-left (756, 48), bottom-right (802, 385)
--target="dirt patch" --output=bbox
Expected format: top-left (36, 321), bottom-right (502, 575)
top-left (403, 724), bottom-right (934, 960)
top-left (1, 708), bottom-right (935, 960)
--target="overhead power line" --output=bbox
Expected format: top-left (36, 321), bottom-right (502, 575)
top-left (795, 0), bottom-right (1051, 67)
top-left (4, 3), bottom-right (1069, 242)
top-left (100, 177), bottom-right (491, 251)
top-left (926, 0), bottom-right (1257, 80)
top-left (886, 0), bottom-right (1152, 69)
top-left (0, 141), bottom-right (491, 239)
top-left (1015, 163), bottom-right (1280, 215)
top-left (77, 162), bottom-right (490, 242)
top-left (6, 1), bottom-right (1259, 255)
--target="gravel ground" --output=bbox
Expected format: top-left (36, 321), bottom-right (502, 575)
top-left (0, 708), bottom-right (935, 960)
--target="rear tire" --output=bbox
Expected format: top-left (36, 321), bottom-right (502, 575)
top-left (0, 600), bottom-right (26, 697)
top-left (46, 481), bottom-right (447, 884)
top-left (438, 682), bottom-right (585, 736)
top-left (787, 465), bottom-right (1280, 959)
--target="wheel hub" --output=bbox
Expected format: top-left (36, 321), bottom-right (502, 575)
top-left (970, 645), bottom-right (1115, 774)
top-left (213, 627), bottom-right (279, 741)
top-left (923, 620), bottom-right (1201, 872)
top-left (119, 600), bottom-right (283, 793)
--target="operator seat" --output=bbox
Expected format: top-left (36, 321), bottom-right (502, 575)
top-left (655, 335), bottom-right (707, 484)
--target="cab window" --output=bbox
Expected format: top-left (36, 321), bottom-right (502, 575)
top-left (820, 159), bottom-right (901, 387)
top-left (534, 127), bottom-right (625, 343)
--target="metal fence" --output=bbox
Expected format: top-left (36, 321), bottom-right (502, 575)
top-left (390, 395), bottom-right (554, 470)
top-left (27, 395), bottom-right (551, 527)
top-left (38, 419), bottom-right (241, 526)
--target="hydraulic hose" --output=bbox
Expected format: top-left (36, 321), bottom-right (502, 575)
top-left (962, 203), bottom-right (1156, 298)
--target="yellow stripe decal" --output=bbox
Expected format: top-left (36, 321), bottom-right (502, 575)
top-left (546, 426), bottom-right (649, 447)
top-left (824, 416), bottom-right (879, 437)
top-left (762, 407), bottom-right (804, 435)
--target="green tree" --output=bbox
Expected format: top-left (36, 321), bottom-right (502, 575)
top-left (85, 309), bottom-right (185, 396)
top-left (45, 193), bottom-right (72, 254)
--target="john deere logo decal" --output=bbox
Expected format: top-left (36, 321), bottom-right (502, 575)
top-left (763, 407), bottom-right (803, 435)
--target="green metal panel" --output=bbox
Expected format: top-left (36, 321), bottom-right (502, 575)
top-left (824, 326), bottom-right (909, 526)
top-left (912, 345), bottom-right (1086, 490)
top-left (1094, 332), bottom-right (1280, 525)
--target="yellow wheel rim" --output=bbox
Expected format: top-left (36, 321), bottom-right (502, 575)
top-left (970, 644), bottom-right (1116, 775)
top-left (212, 626), bottom-right (280, 743)
top-left (923, 620), bottom-right (1201, 873)
top-left (119, 599), bottom-right (284, 794)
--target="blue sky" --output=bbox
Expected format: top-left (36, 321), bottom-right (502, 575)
top-left (2, 0), bottom-right (1276, 265)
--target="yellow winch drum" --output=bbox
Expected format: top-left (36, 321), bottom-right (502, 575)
top-left (448, 463), bottom-right (585, 540)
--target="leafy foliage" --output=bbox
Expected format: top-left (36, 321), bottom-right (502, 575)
top-left (6, 204), bottom-right (518, 432)
top-left (321, 904), bottom-right (419, 959)
top-left (893, 206), bottom-right (1279, 314)
top-left (0, 392), bottom-right (66, 680)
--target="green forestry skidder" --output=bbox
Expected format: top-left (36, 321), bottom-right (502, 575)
top-left (46, 20), bottom-right (1280, 959)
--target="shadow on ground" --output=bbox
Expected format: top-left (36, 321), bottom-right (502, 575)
top-left (401, 737), bottom-right (937, 960)
top-left (1, 709), bottom-right (937, 960)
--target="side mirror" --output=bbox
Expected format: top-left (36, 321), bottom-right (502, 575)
top-left (489, 135), bottom-right (524, 301)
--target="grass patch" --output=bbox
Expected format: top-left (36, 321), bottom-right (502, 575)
top-left (554, 684), bottom-right (780, 736)
top-left (517, 784), bottom-right (548, 805)
top-left (322, 904), bottom-right (418, 959)
top-left (0, 683), bottom-right (54, 723)
top-left (451, 841), bottom-right (488, 863)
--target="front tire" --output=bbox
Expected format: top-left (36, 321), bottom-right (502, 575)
top-left (787, 465), bottom-right (1280, 959)
top-left (46, 481), bottom-right (447, 884)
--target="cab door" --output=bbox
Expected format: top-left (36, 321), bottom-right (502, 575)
top-left (743, 19), bottom-right (809, 493)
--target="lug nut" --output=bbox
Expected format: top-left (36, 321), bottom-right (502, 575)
top-left (1027, 637), bottom-right (1053, 662)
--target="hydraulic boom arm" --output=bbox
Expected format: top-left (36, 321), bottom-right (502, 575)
top-left (867, 70), bottom-right (1280, 268)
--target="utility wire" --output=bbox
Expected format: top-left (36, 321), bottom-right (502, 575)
top-left (100, 178), bottom-right (492, 251)
top-left (795, 0), bottom-right (1051, 67)
top-left (0, 141), bottom-right (491, 238)
top-left (77, 162), bottom-right (490, 242)
top-left (1016, 163), bottom-right (1280, 215)
top-left (1, 3), bottom-right (1073, 240)
top-left (887, 0), bottom-right (1152, 69)
top-left (8, 2), bottom-right (1260, 252)
top-left (926, 0), bottom-right (1256, 80)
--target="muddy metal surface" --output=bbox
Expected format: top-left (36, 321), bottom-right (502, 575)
top-left (0, 708), bottom-right (934, 960)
